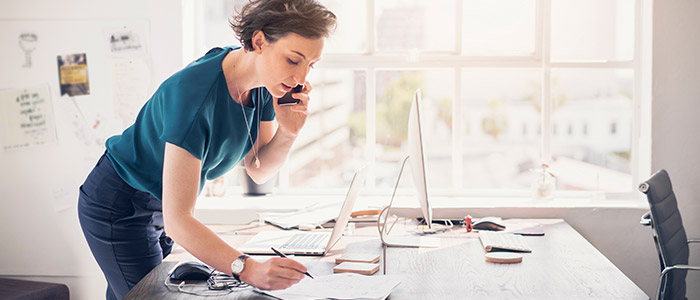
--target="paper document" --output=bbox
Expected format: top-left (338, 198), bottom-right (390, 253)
top-left (0, 86), bottom-right (57, 150)
top-left (265, 201), bottom-right (343, 229)
top-left (263, 273), bottom-right (402, 300)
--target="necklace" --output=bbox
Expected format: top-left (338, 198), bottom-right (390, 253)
top-left (237, 90), bottom-right (261, 168)
top-left (232, 58), bottom-right (261, 168)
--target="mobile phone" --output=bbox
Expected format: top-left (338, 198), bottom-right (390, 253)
top-left (278, 84), bottom-right (303, 106)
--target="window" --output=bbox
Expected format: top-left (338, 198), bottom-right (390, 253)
top-left (186, 0), bottom-right (650, 198)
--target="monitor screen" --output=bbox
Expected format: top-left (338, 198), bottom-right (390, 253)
top-left (407, 89), bottom-right (432, 229)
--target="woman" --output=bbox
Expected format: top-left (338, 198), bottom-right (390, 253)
top-left (77, 0), bottom-right (336, 298)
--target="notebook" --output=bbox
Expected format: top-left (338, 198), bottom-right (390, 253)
top-left (238, 166), bottom-right (367, 256)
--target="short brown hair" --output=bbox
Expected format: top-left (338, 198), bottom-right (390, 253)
top-left (230, 0), bottom-right (337, 51)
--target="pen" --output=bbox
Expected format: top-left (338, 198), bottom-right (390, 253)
top-left (270, 247), bottom-right (314, 279)
top-left (514, 232), bottom-right (545, 236)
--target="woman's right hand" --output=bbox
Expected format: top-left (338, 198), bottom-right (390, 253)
top-left (239, 257), bottom-right (307, 290)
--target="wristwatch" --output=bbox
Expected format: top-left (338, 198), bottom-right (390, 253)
top-left (230, 254), bottom-right (250, 278)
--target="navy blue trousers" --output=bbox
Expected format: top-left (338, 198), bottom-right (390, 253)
top-left (78, 153), bottom-right (173, 300)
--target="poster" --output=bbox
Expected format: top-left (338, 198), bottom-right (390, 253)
top-left (57, 53), bottom-right (90, 96)
top-left (0, 85), bottom-right (57, 150)
top-left (105, 26), bottom-right (146, 58)
top-left (105, 25), bottom-right (151, 123)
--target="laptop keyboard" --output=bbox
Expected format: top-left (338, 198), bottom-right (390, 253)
top-left (280, 233), bottom-right (326, 250)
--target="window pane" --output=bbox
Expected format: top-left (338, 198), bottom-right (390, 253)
top-left (321, 0), bottom-right (367, 53)
top-left (551, 0), bottom-right (635, 62)
top-left (375, 0), bottom-right (457, 52)
top-left (201, 0), bottom-right (245, 53)
top-left (462, 0), bottom-right (536, 56)
top-left (199, 0), bottom-right (362, 54)
top-left (550, 69), bottom-right (633, 192)
top-left (461, 69), bottom-right (541, 189)
top-left (287, 69), bottom-right (367, 188)
top-left (376, 70), bottom-right (454, 189)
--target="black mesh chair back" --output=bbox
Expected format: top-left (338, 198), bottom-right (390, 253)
top-left (639, 169), bottom-right (689, 300)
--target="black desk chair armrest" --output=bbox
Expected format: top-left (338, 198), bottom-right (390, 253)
top-left (687, 239), bottom-right (700, 244)
top-left (656, 265), bottom-right (700, 300)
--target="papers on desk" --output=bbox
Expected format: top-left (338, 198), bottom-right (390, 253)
top-left (264, 201), bottom-right (343, 229)
top-left (262, 273), bottom-right (402, 300)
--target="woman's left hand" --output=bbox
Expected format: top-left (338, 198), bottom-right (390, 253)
top-left (273, 81), bottom-right (312, 136)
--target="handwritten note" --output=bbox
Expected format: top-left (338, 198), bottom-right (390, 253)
top-left (112, 58), bottom-right (150, 123)
top-left (0, 86), bottom-right (57, 150)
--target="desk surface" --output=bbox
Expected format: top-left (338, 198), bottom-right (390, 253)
top-left (124, 219), bottom-right (648, 300)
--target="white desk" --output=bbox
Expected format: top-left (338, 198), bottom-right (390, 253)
top-left (125, 219), bottom-right (648, 299)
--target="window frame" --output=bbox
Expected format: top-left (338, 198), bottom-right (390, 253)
top-left (184, 0), bottom-right (652, 201)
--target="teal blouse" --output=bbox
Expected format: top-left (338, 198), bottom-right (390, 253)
top-left (105, 46), bottom-right (275, 201)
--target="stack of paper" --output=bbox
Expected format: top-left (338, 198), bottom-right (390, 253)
top-left (262, 273), bottom-right (402, 300)
top-left (264, 201), bottom-right (342, 229)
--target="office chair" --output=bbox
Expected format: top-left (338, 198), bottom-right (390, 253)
top-left (639, 169), bottom-right (700, 300)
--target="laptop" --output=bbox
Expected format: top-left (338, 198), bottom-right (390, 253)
top-left (238, 166), bottom-right (367, 256)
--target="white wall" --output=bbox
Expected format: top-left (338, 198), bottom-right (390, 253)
top-left (0, 1), bottom-right (182, 299)
top-left (651, 0), bottom-right (700, 299)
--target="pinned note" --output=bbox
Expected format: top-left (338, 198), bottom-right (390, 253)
top-left (0, 85), bottom-right (57, 150)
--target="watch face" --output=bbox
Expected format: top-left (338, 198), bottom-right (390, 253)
top-left (231, 259), bottom-right (244, 274)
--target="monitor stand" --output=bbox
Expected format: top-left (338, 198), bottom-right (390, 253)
top-left (376, 156), bottom-right (440, 248)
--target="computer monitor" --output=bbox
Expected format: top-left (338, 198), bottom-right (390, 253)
top-left (407, 89), bottom-right (433, 229)
top-left (376, 88), bottom-right (440, 248)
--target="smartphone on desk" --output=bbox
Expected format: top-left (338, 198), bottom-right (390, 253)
top-left (278, 84), bottom-right (303, 106)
